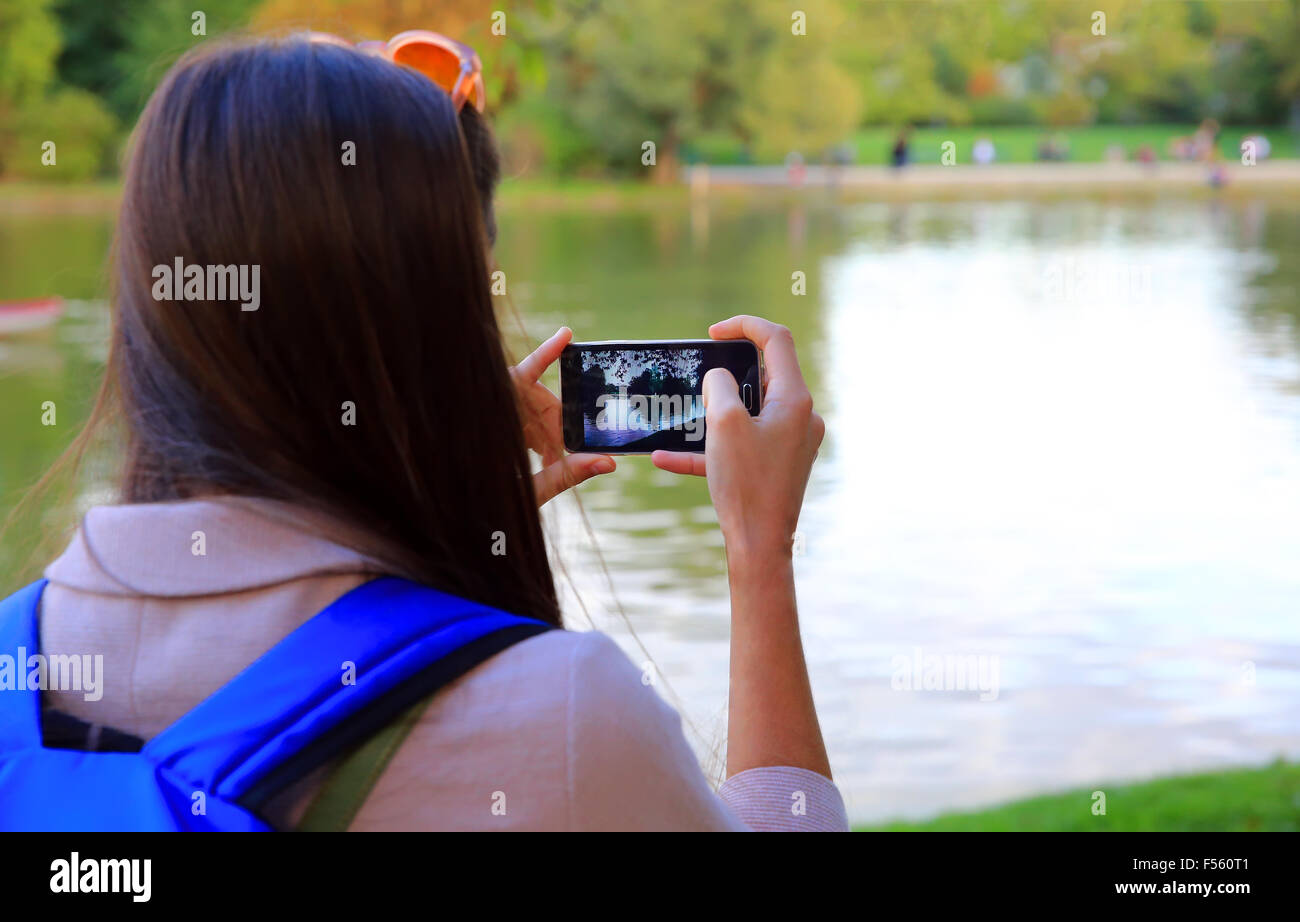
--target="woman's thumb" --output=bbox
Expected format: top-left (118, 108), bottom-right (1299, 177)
top-left (533, 453), bottom-right (615, 506)
top-left (702, 367), bottom-right (741, 411)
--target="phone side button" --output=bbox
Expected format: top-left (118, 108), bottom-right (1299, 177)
top-left (742, 383), bottom-right (753, 410)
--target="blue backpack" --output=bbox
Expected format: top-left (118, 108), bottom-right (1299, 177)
top-left (0, 576), bottom-right (552, 831)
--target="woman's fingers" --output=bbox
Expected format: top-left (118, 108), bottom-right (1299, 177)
top-left (708, 315), bottom-right (807, 405)
top-left (651, 450), bottom-right (707, 477)
top-left (533, 452), bottom-right (615, 505)
top-left (513, 328), bottom-right (614, 505)
top-left (513, 326), bottom-right (572, 385)
top-left (519, 381), bottom-right (564, 462)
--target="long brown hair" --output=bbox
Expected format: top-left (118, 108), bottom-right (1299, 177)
top-left (85, 35), bottom-right (559, 623)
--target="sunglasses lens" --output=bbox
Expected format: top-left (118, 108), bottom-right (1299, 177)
top-left (391, 42), bottom-right (463, 96)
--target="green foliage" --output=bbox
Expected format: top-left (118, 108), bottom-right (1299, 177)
top-left (111, 0), bottom-right (261, 121)
top-left (848, 123), bottom-right (1297, 166)
top-left (0, 0), bottom-right (115, 181)
top-left (837, 0), bottom-right (1296, 128)
top-left (51, 0), bottom-right (133, 118)
top-left (2, 88), bottom-right (119, 180)
top-left (495, 94), bottom-right (608, 177)
top-left (0, 0), bottom-right (62, 109)
top-left (535, 0), bottom-right (860, 174)
top-left (5, 0), bottom-right (1300, 180)
top-left (732, 1), bottom-right (861, 160)
top-left (860, 760), bottom-right (1300, 832)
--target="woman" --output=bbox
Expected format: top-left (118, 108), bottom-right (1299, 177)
top-left (5, 34), bottom-right (844, 831)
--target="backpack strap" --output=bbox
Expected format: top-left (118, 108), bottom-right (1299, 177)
top-left (293, 692), bottom-right (429, 831)
top-left (142, 576), bottom-right (553, 818)
top-left (0, 580), bottom-right (48, 751)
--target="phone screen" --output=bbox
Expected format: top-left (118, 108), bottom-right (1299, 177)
top-left (560, 340), bottom-right (761, 453)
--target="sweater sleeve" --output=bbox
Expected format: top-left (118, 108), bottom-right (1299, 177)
top-left (566, 631), bottom-right (848, 831)
top-left (718, 766), bottom-right (849, 831)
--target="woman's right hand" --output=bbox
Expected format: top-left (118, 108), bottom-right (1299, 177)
top-left (654, 315), bottom-right (831, 780)
top-left (651, 315), bottom-right (824, 561)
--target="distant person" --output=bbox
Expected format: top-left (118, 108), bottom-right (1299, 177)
top-left (1103, 143), bottom-right (1126, 163)
top-left (826, 143), bottom-right (853, 192)
top-left (1036, 133), bottom-right (1070, 162)
top-left (829, 142), bottom-right (855, 166)
top-left (1136, 143), bottom-right (1157, 166)
top-left (1193, 118), bottom-right (1220, 162)
top-left (785, 150), bottom-right (807, 186)
top-left (972, 136), bottom-right (996, 165)
top-left (891, 126), bottom-right (912, 168)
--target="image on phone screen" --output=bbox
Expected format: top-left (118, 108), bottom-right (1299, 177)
top-left (560, 340), bottom-right (761, 453)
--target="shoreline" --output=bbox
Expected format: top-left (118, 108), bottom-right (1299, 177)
top-left (6, 160), bottom-right (1300, 216)
top-left (691, 160), bottom-right (1300, 199)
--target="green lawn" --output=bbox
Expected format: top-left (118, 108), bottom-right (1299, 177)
top-left (686, 124), bottom-right (1299, 166)
top-left (858, 760), bottom-right (1300, 831)
top-left (851, 124), bottom-right (1298, 166)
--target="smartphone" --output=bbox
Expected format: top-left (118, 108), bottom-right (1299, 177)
top-left (560, 339), bottom-right (762, 454)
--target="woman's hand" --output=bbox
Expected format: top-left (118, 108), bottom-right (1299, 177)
top-left (512, 327), bottom-right (616, 506)
top-left (652, 315), bottom-right (830, 780)
top-left (651, 315), bottom-right (824, 560)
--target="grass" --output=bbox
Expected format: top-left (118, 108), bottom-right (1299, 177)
top-left (683, 123), bottom-right (1299, 165)
top-left (0, 180), bottom-right (121, 214)
top-left (850, 124), bottom-right (1299, 166)
top-left (858, 760), bottom-right (1300, 831)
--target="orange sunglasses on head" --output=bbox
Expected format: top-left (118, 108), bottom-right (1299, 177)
top-left (308, 30), bottom-right (485, 112)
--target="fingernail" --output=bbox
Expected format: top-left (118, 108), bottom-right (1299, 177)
top-left (590, 458), bottom-right (615, 475)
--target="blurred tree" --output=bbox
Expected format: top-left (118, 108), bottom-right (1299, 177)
top-left (6, 0), bottom-right (1300, 180)
top-left (253, 0), bottom-right (551, 110)
top-left (0, 0), bottom-right (61, 110)
top-left (546, 0), bottom-right (719, 179)
top-left (545, 0), bottom-right (859, 176)
top-left (836, 0), bottom-right (966, 126)
top-left (256, 0), bottom-right (476, 34)
top-left (733, 1), bottom-right (862, 160)
top-left (1087, 0), bottom-right (1214, 123)
top-left (51, 0), bottom-right (133, 119)
top-left (1244, 0), bottom-right (1300, 127)
top-left (111, 0), bottom-right (260, 120)
top-left (0, 0), bottom-right (118, 180)
top-left (6, 87), bottom-right (119, 180)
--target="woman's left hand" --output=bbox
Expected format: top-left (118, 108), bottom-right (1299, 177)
top-left (512, 326), bottom-right (616, 505)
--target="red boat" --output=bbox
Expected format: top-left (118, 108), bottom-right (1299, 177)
top-left (0, 297), bottom-right (64, 335)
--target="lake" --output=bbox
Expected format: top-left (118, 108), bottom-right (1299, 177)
top-left (3, 191), bottom-right (1299, 823)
